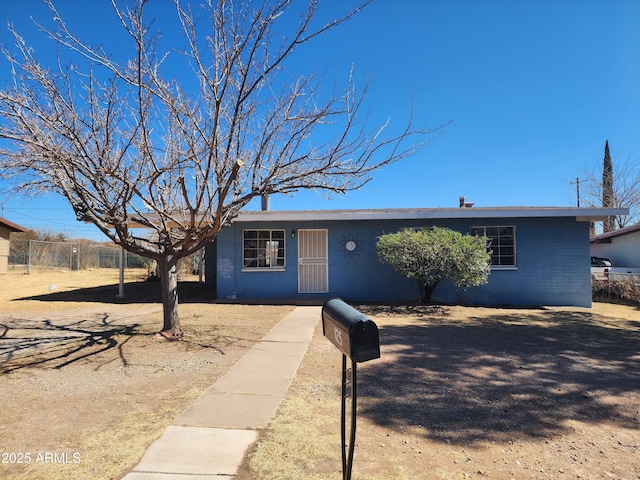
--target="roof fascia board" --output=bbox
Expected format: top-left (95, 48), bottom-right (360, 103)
top-left (123, 207), bottom-right (628, 227)
top-left (234, 207), bottom-right (628, 223)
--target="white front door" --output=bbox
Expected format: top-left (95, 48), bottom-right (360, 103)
top-left (298, 229), bottom-right (328, 293)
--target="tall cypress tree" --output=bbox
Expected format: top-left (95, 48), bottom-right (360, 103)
top-left (602, 140), bottom-right (615, 232)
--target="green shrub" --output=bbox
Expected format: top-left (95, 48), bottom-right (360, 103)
top-left (376, 227), bottom-right (491, 303)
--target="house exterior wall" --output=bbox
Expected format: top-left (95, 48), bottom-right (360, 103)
top-left (0, 226), bottom-right (10, 274)
top-left (591, 230), bottom-right (640, 268)
top-left (211, 216), bottom-right (592, 307)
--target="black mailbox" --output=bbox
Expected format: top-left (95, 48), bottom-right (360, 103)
top-left (322, 298), bottom-right (380, 363)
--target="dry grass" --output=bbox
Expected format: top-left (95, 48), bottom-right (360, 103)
top-left (3, 269), bottom-right (639, 479)
top-left (0, 269), bottom-right (294, 480)
top-left (0, 269), bottom-right (144, 312)
top-left (593, 276), bottom-right (640, 306)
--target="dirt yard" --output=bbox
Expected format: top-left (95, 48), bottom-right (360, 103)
top-left (239, 303), bottom-right (640, 480)
top-left (0, 269), bottom-right (293, 480)
top-left (0, 270), bottom-right (638, 480)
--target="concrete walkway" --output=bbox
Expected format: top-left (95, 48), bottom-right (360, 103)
top-left (122, 306), bottom-right (321, 480)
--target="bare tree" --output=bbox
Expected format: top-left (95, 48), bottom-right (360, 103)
top-left (0, 0), bottom-right (441, 338)
top-left (578, 147), bottom-right (640, 232)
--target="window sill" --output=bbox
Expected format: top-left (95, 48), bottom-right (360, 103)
top-left (490, 266), bottom-right (518, 271)
top-left (241, 267), bottom-right (286, 273)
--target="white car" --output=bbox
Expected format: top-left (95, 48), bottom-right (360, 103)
top-left (590, 256), bottom-right (611, 280)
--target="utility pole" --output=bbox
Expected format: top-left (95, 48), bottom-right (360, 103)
top-left (570, 178), bottom-right (586, 207)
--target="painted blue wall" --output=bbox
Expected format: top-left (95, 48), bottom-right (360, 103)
top-left (209, 216), bottom-right (592, 307)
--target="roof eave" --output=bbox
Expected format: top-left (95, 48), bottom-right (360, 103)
top-left (234, 207), bottom-right (629, 223)
top-left (0, 217), bottom-right (28, 233)
top-left (590, 220), bottom-right (640, 243)
top-left (122, 207), bottom-right (629, 227)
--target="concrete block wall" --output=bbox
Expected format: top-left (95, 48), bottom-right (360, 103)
top-left (211, 216), bottom-right (593, 307)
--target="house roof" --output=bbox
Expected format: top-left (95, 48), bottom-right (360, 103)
top-left (0, 217), bottom-right (27, 233)
top-left (591, 222), bottom-right (640, 244)
top-left (123, 206), bottom-right (628, 229)
top-left (233, 206), bottom-right (628, 223)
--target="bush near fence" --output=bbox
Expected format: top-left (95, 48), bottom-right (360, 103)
top-left (592, 276), bottom-right (640, 306)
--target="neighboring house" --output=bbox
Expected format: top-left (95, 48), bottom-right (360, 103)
top-left (590, 223), bottom-right (640, 268)
top-left (0, 217), bottom-right (27, 273)
top-left (206, 206), bottom-right (625, 308)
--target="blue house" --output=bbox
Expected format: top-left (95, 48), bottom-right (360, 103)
top-left (206, 206), bottom-right (624, 307)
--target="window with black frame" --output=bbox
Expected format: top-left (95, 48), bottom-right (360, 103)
top-left (470, 226), bottom-right (516, 268)
top-left (242, 229), bottom-right (286, 269)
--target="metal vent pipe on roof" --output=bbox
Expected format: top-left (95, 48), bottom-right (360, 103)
top-left (261, 194), bottom-right (271, 211)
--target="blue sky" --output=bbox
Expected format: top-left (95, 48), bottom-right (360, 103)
top-left (1, 0), bottom-right (639, 241)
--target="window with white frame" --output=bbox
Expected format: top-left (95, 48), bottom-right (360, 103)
top-left (470, 226), bottom-right (516, 267)
top-left (243, 229), bottom-right (286, 269)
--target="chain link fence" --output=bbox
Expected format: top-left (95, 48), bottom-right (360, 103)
top-left (8, 239), bottom-right (148, 272)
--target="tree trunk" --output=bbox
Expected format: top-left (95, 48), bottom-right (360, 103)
top-left (157, 253), bottom-right (183, 339)
top-left (419, 281), bottom-right (439, 304)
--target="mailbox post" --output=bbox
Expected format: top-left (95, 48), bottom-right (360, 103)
top-left (322, 298), bottom-right (380, 480)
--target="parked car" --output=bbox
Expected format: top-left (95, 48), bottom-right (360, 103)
top-left (590, 256), bottom-right (640, 280)
top-left (591, 256), bottom-right (612, 267)
top-left (591, 256), bottom-right (611, 280)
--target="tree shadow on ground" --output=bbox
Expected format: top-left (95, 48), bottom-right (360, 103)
top-left (0, 307), bottom-right (241, 374)
top-left (0, 315), bottom-right (143, 373)
top-left (13, 280), bottom-right (213, 304)
top-left (357, 308), bottom-right (640, 446)
top-left (355, 303), bottom-right (449, 318)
